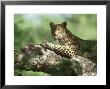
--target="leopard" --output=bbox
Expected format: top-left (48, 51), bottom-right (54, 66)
top-left (41, 21), bottom-right (81, 59)
top-left (40, 21), bottom-right (97, 76)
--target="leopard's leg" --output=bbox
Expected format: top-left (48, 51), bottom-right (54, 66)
top-left (40, 40), bottom-right (77, 59)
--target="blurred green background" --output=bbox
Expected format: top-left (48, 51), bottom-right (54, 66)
top-left (14, 14), bottom-right (97, 76)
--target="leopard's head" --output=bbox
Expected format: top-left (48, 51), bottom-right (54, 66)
top-left (50, 21), bottom-right (67, 40)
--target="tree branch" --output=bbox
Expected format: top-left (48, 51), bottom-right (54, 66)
top-left (14, 43), bottom-right (96, 76)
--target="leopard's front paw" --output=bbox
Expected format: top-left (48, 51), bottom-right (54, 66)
top-left (40, 40), bottom-right (49, 48)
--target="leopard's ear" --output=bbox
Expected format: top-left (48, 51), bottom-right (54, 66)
top-left (50, 22), bottom-right (55, 29)
top-left (62, 21), bottom-right (67, 28)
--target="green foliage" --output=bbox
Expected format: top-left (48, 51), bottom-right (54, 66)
top-left (22, 70), bottom-right (50, 76)
top-left (14, 69), bottom-right (50, 76)
top-left (14, 14), bottom-right (97, 76)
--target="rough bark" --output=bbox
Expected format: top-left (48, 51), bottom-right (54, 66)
top-left (14, 43), bottom-right (96, 76)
